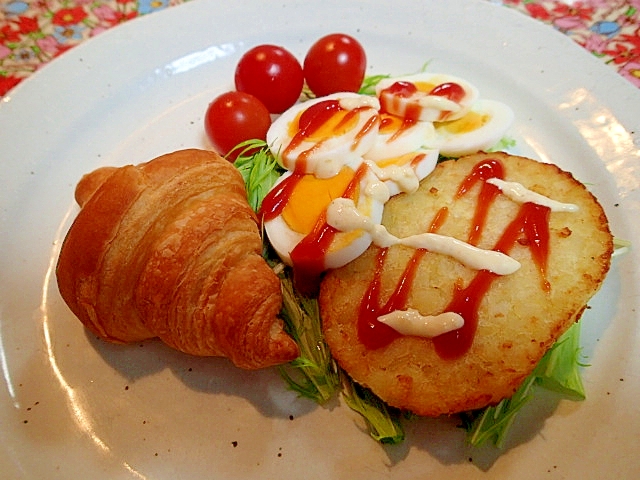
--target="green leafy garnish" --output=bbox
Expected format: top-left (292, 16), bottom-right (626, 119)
top-left (487, 136), bottom-right (517, 153)
top-left (613, 237), bottom-right (631, 257)
top-left (462, 321), bottom-right (587, 448)
top-left (230, 139), bottom-right (284, 212)
top-left (277, 274), bottom-right (340, 403)
top-left (462, 375), bottom-right (537, 449)
top-left (534, 321), bottom-right (588, 400)
top-left (277, 270), bottom-right (404, 444)
top-left (358, 74), bottom-right (390, 96)
top-left (231, 143), bottom-right (338, 402)
top-left (231, 144), bottom-right (340, 403)
top-left (277, 270), bottom-right (406, 442)
top-left (341, 372), bottom-right (405, 444)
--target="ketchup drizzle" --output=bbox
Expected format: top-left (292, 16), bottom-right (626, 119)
top-left (456, 159), bottom-right (504, 246)
top-left (379, 81), bottom-right (422, 123)
top-left (357, 247), bottom-right (402, 349)
top-left (379, 80), bottom-right (466, 123)
top-left (259, 172), bottom-right (305, 222)
top-left (410, 152), bottom-right (426, 168)
top-left (383, 81), bottom-right (417, 98)
top-left (356, 114), bottom-right (381, 149)
top-left (386, 116), bottom-right (418, 143)
top-left (282, 100), bottom-right (379, 171)
top-left (298, 100), bottom-right (341, 134)
top-left (290, 213), bottom-right (339, 297)
top-left (356, 159), bottom-right (554, 360)
top-left (428, 82), bottom-right (466, 103)
top-left (433, 201), bottom-right (552, 359)
top-left (357, 207), bottom-right (449, 350)
top-left (289, 163), bottom-right (369, 296)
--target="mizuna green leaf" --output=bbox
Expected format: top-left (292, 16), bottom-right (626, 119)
top-left (462, 321), bottom-right (587, 448)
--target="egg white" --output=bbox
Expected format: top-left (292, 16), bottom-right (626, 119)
top-left (364, 114), bottom-right (435, 162)
top-left (429, 99), bottom-right (514, 157)
top-left (266, 92), bottom-right (381, 179)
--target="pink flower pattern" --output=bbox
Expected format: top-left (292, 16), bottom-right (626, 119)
top-left (504, 0), bottom-right (640, 87)
top-left (1, 0), bottom-right (639, 96)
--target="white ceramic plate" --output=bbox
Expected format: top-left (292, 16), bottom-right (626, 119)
top-left (1, 0), bottom-right (639, 478)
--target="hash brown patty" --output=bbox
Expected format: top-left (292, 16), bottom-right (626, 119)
top-left (319, 152), bottom-right (613, 416)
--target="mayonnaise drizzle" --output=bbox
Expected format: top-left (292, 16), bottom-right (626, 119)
top-left (326, 197), bottom-right (521, 275)
top-left (339, 95), bottom-right (380, 111)
top-left (486, 178), bottom-right (579, 212)
top-left (377, 309), bottom-right (464, 338)
top-left (417, 95), bottom-right (461, 112)
top-left (365, 160), bottom-right (421, 195)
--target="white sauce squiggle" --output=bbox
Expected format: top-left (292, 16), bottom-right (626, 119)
top-left (486, 178), bottom-right (579, 212)
top-left (417, 95), bottom-right (461, 112)
top-left (339, 95), bottom-right (380, 111)
top-left (326, 197), bottom-right (521, 275)
top-left (377, 309), bottom-right (464, 338)
top-left (365, 160), bottom-right (420, 195)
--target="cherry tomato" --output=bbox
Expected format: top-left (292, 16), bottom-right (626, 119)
top-left (234, 45), bottom-right (304, 114)
top-left (303, 33), bottom-right (366, 97)
top-left (204, 91), bottom-right (271, 160)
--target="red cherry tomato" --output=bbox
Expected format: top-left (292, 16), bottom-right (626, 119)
top-left (204, 91), bottom-right (271, 160)
top-left (235, 44), bottom-right (304, 114)
top-left (303, 33), bottom-right (366, 97)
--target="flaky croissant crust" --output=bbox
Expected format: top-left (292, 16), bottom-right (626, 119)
top-left (56, 149), bottom-right (299, 369)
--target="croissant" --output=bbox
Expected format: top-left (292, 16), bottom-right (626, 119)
top-left (56, 149), bottom-right (299, 369)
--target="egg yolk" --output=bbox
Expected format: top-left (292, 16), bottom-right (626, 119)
top-left (413, 81), bottom-right (437, 93)
top-left (439, 111), bottom-right (489, 134)
top-left (328, 227), bottom-right (367, 253)
top-left (282, 167), bottom-right (355, 234)
top-left (375, 151), bottom-right (421, 168)
top-left (379, 113), bottom-right (403, 134)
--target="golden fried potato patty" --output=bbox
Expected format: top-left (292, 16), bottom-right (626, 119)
top-left (320, 152), bottom-right (613, 416)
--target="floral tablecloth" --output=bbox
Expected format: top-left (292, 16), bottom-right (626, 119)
top-left (1, 0), bottom-right (639, 97)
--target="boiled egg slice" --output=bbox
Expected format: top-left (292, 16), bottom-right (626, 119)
top-left (364, 112), bottom-right (436, 162)
top-left (365, 148), bottom-right (439, 197)
top-left (429, 99), bottom-right (514, 157)
top-left (266, 92), bottom-right (380, 179)
top-left (263, 165), bottom-right (385, 270)
top-left (375, 72), bottom-right (479, 122)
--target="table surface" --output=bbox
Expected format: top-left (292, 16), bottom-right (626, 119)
top-left (0, 0), bottom-right (639, 97)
